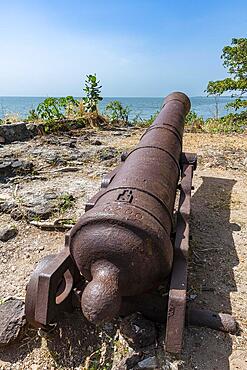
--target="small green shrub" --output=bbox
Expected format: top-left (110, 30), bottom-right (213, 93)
top-left (83, 74), bottom-right (103, 112)
top-left (105, 100), bottom-right (131, 124)
top-left (184, 110), bottom-right (246, 133)
top-left (26, 109), bottom-right (39, 121)
top-left (37, 96), bottom-right (79, 121)
top-left (58, 194), bottom-right (75, 213)
top-left (204, 112), bottom-right (247, 133)
top-left (185, 111), bottom-right (204, 132)
top-left (37, 97), bottom-right (64, 121)
top-left (132, 111), bottom-right (159, 127)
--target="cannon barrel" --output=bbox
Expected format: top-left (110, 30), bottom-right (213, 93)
top-left (25, 92), bottom-right (238, 353)
top-left (68, 92), bottom-right (191, 323)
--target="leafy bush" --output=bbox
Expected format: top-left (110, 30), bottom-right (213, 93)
top-left (184, 110), bottom-right (246, 134)
top-left (204, 112), bottom-right (247, 133)
top-left (105, 100), bottom-right (131, 124)
top-left (37, 97), bottom-right (64, 121)
top-left (36, 96), bottom-right (79, 121)
top-left (83, 74), bottom-right (103, 112)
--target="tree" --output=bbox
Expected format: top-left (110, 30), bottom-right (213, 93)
top-left (206, 38), bottom-right (247, 111)
top-left (83, 74), bottom-right (103, 112)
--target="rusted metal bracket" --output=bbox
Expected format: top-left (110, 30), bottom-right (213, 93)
top-left (165, 152), bottom-right (197, 353)
top-left (25, 249), bottom-right (82, 328)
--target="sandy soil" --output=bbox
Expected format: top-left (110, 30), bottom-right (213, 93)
top-left (0, 128), bottom-right (246, 369)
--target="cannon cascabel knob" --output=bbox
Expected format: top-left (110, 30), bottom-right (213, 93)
top-left (80, 260), bottom-right (121, 324)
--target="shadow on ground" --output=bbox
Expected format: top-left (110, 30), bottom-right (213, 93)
top-left (182, 176), bottom-right (240, 370)
top-left (46, 311), bottom-right (118, 369)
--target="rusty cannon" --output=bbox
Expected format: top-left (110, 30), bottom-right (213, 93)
top-left (25, 92), bottom-right (237, 353)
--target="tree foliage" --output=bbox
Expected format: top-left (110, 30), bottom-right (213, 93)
top-left (83, 74), bottom-right (103, 112)
top-left (206, 38), bottom-right (247, 111)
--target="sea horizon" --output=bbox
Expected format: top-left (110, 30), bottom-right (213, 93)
top-left (0, 95), bottom-right (238, 120)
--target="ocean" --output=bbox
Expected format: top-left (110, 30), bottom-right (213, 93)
top-left (0, 96), bottom-right (236, 121)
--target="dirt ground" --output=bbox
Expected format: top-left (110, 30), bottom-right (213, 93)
top-left (0, 127), bottom-right (246, 369)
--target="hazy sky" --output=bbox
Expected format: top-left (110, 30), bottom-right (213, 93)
top-left (0, 0), bottom-right (246, 97)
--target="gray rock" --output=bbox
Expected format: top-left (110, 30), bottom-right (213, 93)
top-left (0, 298), bottom-right (26, 346)
top-left (0, 122), bottom-right (31, 144)
top-left (0, 225), bottom-right (18, 242)
top-left (26, 205), bottom-right (55, 220)
top-left (0, 158), bottom-right (33, 179)
top-left (22, 190), bottom-right (75, 220)
top-left (60, 140), bottom-right (77, 148)
top-left (0, 122), bottom-right (43, 145)
top-left (43, 192), bottom-right (59, 201)
top-left (120, 313), bottom-right (156, 349)
top-left (99, 147), bottom-right (119, 161)
top-left (26, 122), bottom-right (44, 137)
top-left (0, 136), bottom-right (5, 144)
top-left (0, 200), bottom-right (17, 214)
top-left (0, 161), bottom-right (12, 178)
top-left (69, 140), bottom-right (77, 148)
top-left (23, 190), bottom-right (71, 220)
top-left (137, 356), bottom-right (158, 369)
top-left (11, 159), bottom-right (34, 175)
top-left (46, 153), bottom-right (66, 165)
top-left (10, 208), bottom-right (23, 221)
top-left (92, 139), bottom-right (102, 146)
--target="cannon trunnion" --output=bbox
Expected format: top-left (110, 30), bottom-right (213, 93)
top-left (25, 92), bottom-right (237, 354)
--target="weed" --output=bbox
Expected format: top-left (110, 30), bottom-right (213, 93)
top-left (105, 100), bottom-right (131, 125)
top-left (58, 194), bottom-right (75, 213)
top-left (133, 111), bottom-right (159, 127)
top-left (1, 112), bottom-right (22, 124)
top-left (26, 109), bottom-right (39, 122)
top-left (30, 215), bottom-right (41, 222)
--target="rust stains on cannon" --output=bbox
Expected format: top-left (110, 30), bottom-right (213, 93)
top-left (25, 92), bottom-right (237, 354)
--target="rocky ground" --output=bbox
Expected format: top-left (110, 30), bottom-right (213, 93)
top-left (0, 127), bottom-right (246, 369)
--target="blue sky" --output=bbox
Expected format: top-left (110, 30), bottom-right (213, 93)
top-left (0, 0), bottom-right (246, 97)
